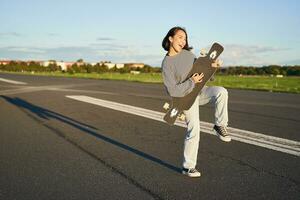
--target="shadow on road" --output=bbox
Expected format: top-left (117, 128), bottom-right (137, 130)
top-left (1, 95), bottom-right (98, 130)
top-left (1, 95), bottom-right (181, 173)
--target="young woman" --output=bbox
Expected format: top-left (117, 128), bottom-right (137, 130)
top-left (161, 26), bottom-right (231, 178)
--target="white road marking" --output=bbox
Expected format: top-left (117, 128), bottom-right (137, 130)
top-left (66, 95), bottom-right (300, 157)
top-left (0, 78), bottom-right (27, 85)
top-left (0, 83), bottom-right (118, 96)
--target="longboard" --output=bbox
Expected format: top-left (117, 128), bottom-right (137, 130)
top-left (163, 42), bottom-right (224, 125)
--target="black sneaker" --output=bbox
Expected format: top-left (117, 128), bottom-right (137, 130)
top-left (213, 125), bottom-right (231, 142)
top-left (182, 168), bottom-right (201, 178)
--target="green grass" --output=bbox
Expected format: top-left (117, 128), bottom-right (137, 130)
top-left (1, 71), bottom-right (300, 94)
top-left (208, 75), bottom-right (300, 93)
top-left (0, 71), bottom-right (163, 83)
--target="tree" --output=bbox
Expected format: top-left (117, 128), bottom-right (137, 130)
top-left (77, 58), bottom-right (84, 63)
top-left (48, 63), bottom-right (60, 71)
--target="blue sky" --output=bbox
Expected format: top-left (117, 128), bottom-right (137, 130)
top-left (0, 0), bottom-right (299, 66)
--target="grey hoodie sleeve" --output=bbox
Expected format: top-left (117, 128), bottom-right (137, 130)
top-left (162, 65), bottom-right (195, 97)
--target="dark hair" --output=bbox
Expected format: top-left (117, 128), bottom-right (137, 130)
top-left (162, 26), bottom-right (193, 51)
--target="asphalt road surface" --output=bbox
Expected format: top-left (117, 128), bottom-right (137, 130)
top-left (1, 72), bottom-right (299, 200)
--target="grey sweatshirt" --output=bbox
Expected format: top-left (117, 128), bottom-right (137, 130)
top-left (161, 49), bottom-right (196, 97)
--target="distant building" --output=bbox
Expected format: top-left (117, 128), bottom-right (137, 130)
top-left (56, 61), bottom-right (75, 71)
top-left (104, 63), bottom-right (116, 69)
top-left (90, 62), bottom-right (97, 66)
top-left (125, 63), bottom-right (145, 68)
top-left (25, 60), bottom-right (42, 65)
top-left (42, 60), bottom-right (56, 67)
top-left (0, 60), bottom-right (11, 65)
top-left (116, 63), bottom-right (125, 69)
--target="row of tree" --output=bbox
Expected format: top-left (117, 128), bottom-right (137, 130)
top-left (217, 65), bottom-right (300, 76)
top-left (66, 63), bottom-right (161, 74)
top-left (0, 61), bottom-right (299, 76)
top-left (0, 61), bottom-right (161, 74)
top-left (0, 61), bottom-right (60, 72)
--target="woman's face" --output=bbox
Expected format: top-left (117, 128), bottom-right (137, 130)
top-left (169, 30), bottom-right (187, 53)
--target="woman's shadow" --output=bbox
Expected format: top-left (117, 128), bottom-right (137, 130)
top-left (1, 95), bottom-right (181, 173)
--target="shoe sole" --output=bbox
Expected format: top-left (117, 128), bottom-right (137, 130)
top-left (182, 171), bottom-right (201, 178)
top-left (213, 129), bottom-right (231, 142)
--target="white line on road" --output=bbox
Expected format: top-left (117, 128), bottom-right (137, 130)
top-left (0, 78), bottom-right (27, 85)
top-left (66, 95), bottom-right (300, 157)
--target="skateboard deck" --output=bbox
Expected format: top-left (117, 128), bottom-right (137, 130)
top-left (163, 42), bottom-right (224, 125)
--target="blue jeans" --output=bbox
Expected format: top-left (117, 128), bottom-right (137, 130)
top-left (182, 86), bottom-right (228, 169)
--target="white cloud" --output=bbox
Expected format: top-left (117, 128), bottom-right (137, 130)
top-left (96, 37), bottom-right (116, 41)
top-left (7, 47), bottom-right (46, 54)
top-left (0, 32), bottom-right (23, 37)
top-left (4, 43), bottom-right (290, 67)
top-left (220, 44), bottom-right (289, 66)
top-left (0, 44), bottom-right (163, 66)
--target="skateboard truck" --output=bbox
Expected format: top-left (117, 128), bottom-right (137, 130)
top-left (163, 102), bottom-right (186, 121)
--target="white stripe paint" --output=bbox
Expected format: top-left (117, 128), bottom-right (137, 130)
top-left (0, 78), bottom-right (27, 85)
top-left (66, 95), bottom-right (300, 157)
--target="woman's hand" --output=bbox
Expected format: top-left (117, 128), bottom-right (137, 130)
top-left (211, 59), bottom-right (223, 68)
top-left (191, 73), bottom-right (204, 83)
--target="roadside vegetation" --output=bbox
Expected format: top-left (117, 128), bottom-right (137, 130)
top-left (0, 62), bottom-right (299, 94)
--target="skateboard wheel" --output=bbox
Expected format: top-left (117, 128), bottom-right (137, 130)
top-left (163, 102), bottom-right (170, 110)
top-left (178, 114), bottom-right (186, 121)
top-left (200, 49), bottom-right (207, 56)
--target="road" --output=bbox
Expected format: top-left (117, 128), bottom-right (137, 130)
top-left (0, 72), bottom-right (299, 200)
